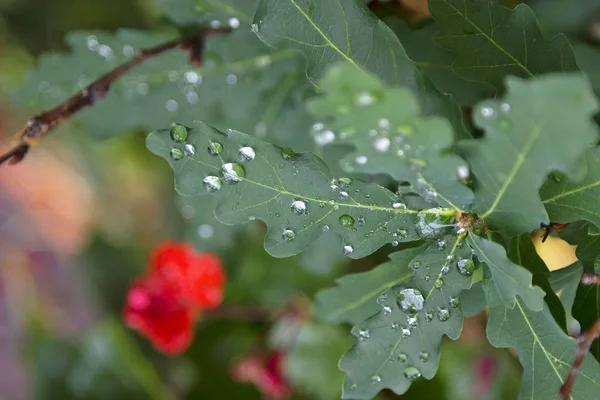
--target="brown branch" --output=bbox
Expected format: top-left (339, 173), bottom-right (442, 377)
top-left (0, 28), bottom-right (229, 166)
top-left (540, 222), bottom-right (569, 243)
top-left (205, 305), bottom-right (273, 322)
top-left (559, 272), bottom-right (600, 399)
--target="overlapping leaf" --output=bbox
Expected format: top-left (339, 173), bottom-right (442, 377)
top-left (541, 148), bottom-right (600, 229)
top-left (429, 0), bottom-right (579, 90)
top-left (526, 0), bottom-right (599, 38)
top-left (484, 276), bottom-right (600, 399)
top-left (460, 74), bottom-right (599, 234)
top-left (253, 0), bottom-right (465, 135)
top-left (307, 64), bottom-right (473, 211)
top-left (147, 122), bottom-right (456, 258)
top-left (313, 245), bottom-right (427, 325)
top-left (340, 234), bottom-right (474, 399)
top-left (159, 0), bottom-right (257, 26)
top-left (467, 234), bottom-right (545, 310)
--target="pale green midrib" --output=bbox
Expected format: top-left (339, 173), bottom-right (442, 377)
top-left (373, 234), bottom-right (466, 377)
top-left (326, 271), bottom-right (413, 319)
top-left (439, 0), bottom-right (536, 79)
top-left (153, 141), bottom-right (454, 215)
top-left (426, 235), bottom-right (465, 299)
top-left (287, 0), bottom-right (368, 76)
top-left (542, 180), bottom-right (600, 204)
top-left (468, 236), bottom-right (521, 288)
top-left (480, 123), bottom-right (543, 219)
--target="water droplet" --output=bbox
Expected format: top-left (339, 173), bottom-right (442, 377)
top-left (291, 200), bottom-right (307, 215)
top-left (203, 176), bottom-right (222, 192)
top-left (184, 71), bottom-right (201, 84)
top-left (339, 215), bottom-right (355, 227)
top-left (407, 316), bottom-right (418, 328)
top-left (210, 19), bottom-right (221, 29)
top-left (500, 102), bottom-right (511, 112)
top-left (228, 17), bottom-right (240, 29)
top-left (220, 163), bottom-right (246, 184)
top-left (207, 142), bottom-right (223, 156)
top-left (449, 297), bottom-right (460, 308)
top-left (398, 353), bottom-right (408, 362)
top-left (356, 91), bottom-right (375, 107)
top-left (391, 322), bottom-right (400, 331)
top-left (370, 375), bottom-right (381, 384)
top-left (339, 177), bottom-right (353, 187)
top-left (197, 224), bottom-right (214, 239)
top-left (437, 239), bottom-right (447, 250)
top-left (349, 383), bottom-right (357, 391)
top-left (457, 165), bottom-right (469, 179)
top-left (392, 240), bottom-right (399, 246)
top-left (441, 265), bottom-right (450, 275)
top-left (479, 106), bottom-right (495, 119)
top-left (282, 229), bottom-right (296, 241)
top-left (314, 130), bottom-right (335, 146)
top-left (165, 99), bottom-right (179, 112)
top-left (251, 23), bottom-right (259, 33)
top-left (396, 229), bottom-right (408, 239)
top-left (412, 261), bottom-right (421, 270)
top-left (437, 308), bottom-right (450, 322)
top-left (373, 137), bottom-right (391, 152)
top-left (355, 155), bottom-right (368, 165)
top-left (339, 191), bottom-right (349, 200)
top-left (424, 275), bottom-right (430, 282)
top-left (322, 224), bottom-right (330, 231)
top-left (392, 201), bottom-right (407, 210)
top-left (382, 305), bottom-right (392, 315)
top-left (170, 148), bottom-right (183, 160)
top-left (425, 311), bottom-right (433, 322)
top-left (343, 245), bottom-right (354, 255)
top-left (404, 366), bottom-right (421, 381)
top-left (551, 172), bottom-right (563, 182)
top-left (170, 124), bottom-right (188, 142)
top-left (457, 258), bottom-right (476, 276)
top-left (419, 352), bottom-right (429, 362)
top-left (402, 327), bottom-right (411, 338)
top-left (226, 73), bottom-right (238, 85)
top-left (415, 211), bottom-right (452, 240)
top-left (397, 288), bottom-right (424, 314)
top-left (238, 146), bottom-right (256, 162)
top-left (184, 144), bottom-right (196, 156)
top-left (280, 147), bottom-right (295, 159)
top-left (434, 277), bottom-right (444, 289)
top-left (359, 329), bottom-right (370, 340)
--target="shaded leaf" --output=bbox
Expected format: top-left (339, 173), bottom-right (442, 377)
top-left (307, 63), bottom-right (473, 211)
top-left (459, 280), bottom-right (487, 317)
top-left (286, 323), bottom-right (352, 400)
top-left (253, 0), bottom-right (466, 134)
top-left (313, 244), bottom-right (427, 325)
top-left (147, 122), bottom-right (456, 259)
top-left (526, 0), bottom-right (600, 39)
top-left (549, 262), bottom-right (584, 316)
top-left (340, 234), bottom-right (474, 398)
top-left (467, 234), bottom-right (545, 311)
top-left (159, 0), bottom-right (257, 26)
top-left (508, 234), bottom-right (566, 329)
top-left (541, 148), bottom-right (600, 230)
top-left (429, 0), bottom-right (579, 90)
top-left (461, 74), bottom-right (599, 234)
top-left (573, 42), bottom-right (600, 95)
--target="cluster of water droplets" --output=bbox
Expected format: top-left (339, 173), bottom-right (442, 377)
top-left (477, 101), bottom-right (513, 132)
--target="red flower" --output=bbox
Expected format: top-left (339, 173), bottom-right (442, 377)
top-left (123, 241), bottom-right (225, 354)
top-left (232, 351), bottom-right (290, 400)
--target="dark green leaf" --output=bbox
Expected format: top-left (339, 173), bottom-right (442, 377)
top-left (574, 42), bottom-right (600, 95)
top-left (549, 262), bottom-right (584, 316)
top-left (147, 122), bottom-right (457, 258)
top-left (526, 0), bottom-right (599, 39)
top-left (484, 276), bottom-right (600, 399)
top-left (508, 234), bottom-right (566, 329)
top-left (340, 234), bottom-right (474, 398)
top-left (159, 0), bottom-right (256, 26)
top-left (313, 245), bottom-right (427, 325)
top-left (429, 0), bottom-right (579, 90)
top-left (461, 74), bottom-right (599, 234)
top-left (307, 64), bottom-right (473, 211)
top-left (468, 234), bottom-right (545, 310)
top-left (541, 148), bottom-right (600, 229)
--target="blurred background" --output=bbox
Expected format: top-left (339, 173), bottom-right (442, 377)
top-left (0, 0), bottom-right (579, 399)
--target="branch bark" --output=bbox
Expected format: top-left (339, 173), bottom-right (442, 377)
top-left (0, 28), bottom-right (228, 166)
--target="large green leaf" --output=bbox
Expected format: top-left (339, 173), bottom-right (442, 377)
top-left (460, 74), bottom-right (599, 234)
top-left (252, 0), bottom-right (465, 135)
top-left (13, 27), bottom-right (311, 147)
top-left (526, 0), bottom-right (599, 39)
top-left (387, 18), bottom-right (492, 106)
top-left (340, 234), bottom-right (474, 399)
top-left (159, 0), bottom-right (257, 26)
top-left (313, 245), bottom-right (427, 325)
top-left (574, 42), bottom-right (600, 95)
top-left (307, 64), bottom-right (473, 211)
top-left (146, 122), bottom-right (456, 259)
top-left (541, 148), bottom-right (600, 229)
top-left (467, 234), bottom-right (545, 310)
top-left (508, 234), bottom-right (566, 329)
top-left (429, 0), bottom-right (579, 90)
top-left (484, 275), bottom-right (600, 399)
top-left (286, 323), bottom-right (352, 400)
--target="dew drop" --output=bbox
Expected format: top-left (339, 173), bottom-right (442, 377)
top-left (220, 163), bottom-right (246, 184)
top-left (479, 106), bottom-right (495, 119)
top-left (170, 124), bottom-right (188, 142)
top-left (500, 102), bottom-right (511, 112)
top-left (373, 137), bottom-right (391, 152)
top-left (228, 17), bottom-right (240, 29)
top-left (355, 155), bottom-right (368, 165)
top-left (359, 329), bottom-right (370, 340)
top-left (343, 245), bottom-right (354, 255)
top-left (165, 99), bottom-right (179, 112)
top-left (356, 91), bottom-right (375, 107)
top-left (457, 165), bottom-right (469, 179)
top-left (280, 147), bottom-right (295, 159)
top-left (404, 366), bottom-right (421, 381)
top-left (210, 19), bottom-right (221, 29)
top-left (282, 229), bottom-right (296, 241)
top-left (197, 224), bottom-right (215, 239)
top-left (238, 146), bottom-right (256, 162)
top-left (397, 288), bottom-right (424, 314)
top-left (425, 311), bottom-right (433, 322)
top-left (402, 327), bottom-right (411, 338)
top-left (370, 375), bottom-right (381, 384)
top-left (184, 144), bottom-right (196, 156)
top-left (185, 71), bottom-right (201, 84)
top-left (207, 142), bottom-right (223, 156)
top-left (437, 239), bottom-right (447, 251)
top-left (434, 277), bottom-right (444, 289)
top-left (291, 200), bottom-right (307, 215)
top-left (449, 297), bottom-right (460, 308)
top-left (322, 224), bottom-right (330, 231)
top-left (170, 148), bottom-right (183, 160)
top-left (349, 383), bottom-right (357, 391)
top-left (382, 305), bottom-right (392, 315)
top-left (226, 73), bottom-right (238, 85)
top-left (339, 215), bottom-right (355, 228)
top-left (441, 265), bottom-right (450, 275)
top-left (419, 352), bottom-right (430, 362)
top-left (412, 261), bottom-right (421, 270)
top-left (407, 316), bottom-right (418, 328)
top-left (314, 130), bottom-right (335, 146)
top-left (457, 258), bottom-right (476, 276)
top-left (251, 23), bottom-right (259, 33)
top-left (339, 191), bottom-right (349, 200)
top-left (203, 176), bottom-right (222, 192)
top-left (437, 308), bottom-right (450, 322)
top-left (398, 353), bottom-right (408, 362)
top-left (392, 201), bottom-right (407, 210)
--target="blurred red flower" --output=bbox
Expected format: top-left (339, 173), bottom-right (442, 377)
top-left (232, 351), bottom-right (290, 400)
top-left (123, 241), bottom-right (225, 354)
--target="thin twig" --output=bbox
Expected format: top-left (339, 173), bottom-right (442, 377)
top-left (0, 28), bottom-right (229, 166)
top-left (205, 305), bottom-right (273, 322)
top-left (559, 272), bottom-right (600, 399)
